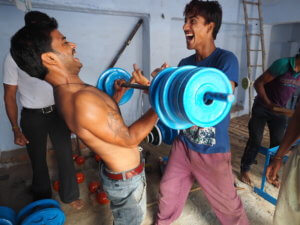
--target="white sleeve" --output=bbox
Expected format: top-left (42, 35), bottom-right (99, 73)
top-left (3, 52), bottom-right (18, 86)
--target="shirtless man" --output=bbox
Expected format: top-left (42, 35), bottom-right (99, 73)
top-left (10, 17), bottom-right (159, 225)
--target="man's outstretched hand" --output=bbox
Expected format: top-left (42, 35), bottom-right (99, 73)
top-left (132, 64), bottom-right (150, 86)
top-left (114, 63), bottom-right (170, 101)
top-left (151, 62), bottom-right (169, 78)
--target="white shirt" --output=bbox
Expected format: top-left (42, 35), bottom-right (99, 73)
top-left (3, 52), bottom-right (55, 108)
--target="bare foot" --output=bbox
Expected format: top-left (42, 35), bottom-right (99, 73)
top-left (240, 171), bottom-right (252, 186)
top-left (269, 175), bottom-right (281, 188)
top-left (271, 180), bottom-right (281, 188)
top-left (69, 199), bottom-right (84, 210)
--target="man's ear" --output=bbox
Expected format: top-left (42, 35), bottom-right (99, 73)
top-left (207, 22), bottom-right (215, 36)
top-left (41, 52), bottom-right (58, 66)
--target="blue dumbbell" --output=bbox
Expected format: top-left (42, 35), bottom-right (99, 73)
top-left (96, 68), bottom-right (134, 105)
top-left (17, 199), bottom-right (65, 225)
top-left (0, 199), bottom-right (65, 225)
top-left (146, 120), bottom-right (179, 146)
top-left (97, 66), bottom-right (234, 129)
top-left (152, 66), bottom-right (234, 129)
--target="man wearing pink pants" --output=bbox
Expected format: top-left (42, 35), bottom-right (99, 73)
top-left (155, 1), bottom-right (249, 224)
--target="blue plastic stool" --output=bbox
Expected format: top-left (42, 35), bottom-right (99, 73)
top-left (254, 139), bottom-right (300, 205)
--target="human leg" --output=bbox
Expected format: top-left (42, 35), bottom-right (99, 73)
top-left (155, 139), bottom-right (194, 225)
top-left (267, 112), bottom-right (287, 148)
top-left (20, 109), bottom-right (51, 200)
top-left (274, 146), bottom-right (300, 225)
top-left (48, 111), bottom-right (80, 204)
top-left (193, 152), bottom-right (249, 225)
top-left (100, 165), bottom-right (147, 225)
top-left (240, 103), bottom-right (267, 184)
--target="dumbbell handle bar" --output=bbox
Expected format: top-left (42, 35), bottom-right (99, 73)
top-left (121, 83), bottom-right (149, 90)
top-left (121, 83), bottom-right (234, 103)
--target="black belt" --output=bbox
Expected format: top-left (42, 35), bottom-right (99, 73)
top-left (23, 105), bottom-right (56, 114)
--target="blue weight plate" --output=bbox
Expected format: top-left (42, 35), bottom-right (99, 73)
top-left (96, 69), bottom-right (112, 91)
top-left (170, 129), bottom-right (180, 144)
top-left (159, 66), bottom-right (196, 129)
top-left (177, 69), bottom-right (200, 122)
top-left (149, 67), bottom-right (176, 108)
top-left (165, 66), bottom-right (198, 128)
top-left (182, 68), bottom-right (233, 127)
top-left (96, 68), bottom-right (134, 105)
top-left (22, 208), bottom-right (65, 225)
top-left (0, 206), bottom-right (17, 225)
top-left (154, 78), bottom-right (175, 129)
top-left (0, 219), bottom-right (15, 225)
top-left (103, 68), bottom-right (134, 105)
top-left (104, 68), bottom-right (131, 96)
top-left (156, 121), bottom-right (166, 141)
top-left (149, 124), bottom-right (162, 146)
top-left (155, 76), bottom-right (190, 129)
top-left (157, 70), bottom-right (186, 130)
top-left (17, 199), bottom-right (60, 224)
top-left (157, 68), bottom-right (180, 127)
top-left (173, 68), bottom-right (201, 123)
top-left (157, 120), bottom-right (178, 145)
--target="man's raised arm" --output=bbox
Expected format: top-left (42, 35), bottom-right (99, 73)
top-left (74, 90), bottom-right (157, 148)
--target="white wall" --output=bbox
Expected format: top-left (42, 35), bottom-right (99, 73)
top-left (0, 0), bottom-right (299, 151)
top-left (262, 0), bottom-right (300, 25)
top-left (266, 23), bottom-right (300, 65)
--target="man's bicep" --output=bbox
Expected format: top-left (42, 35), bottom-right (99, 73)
top-left (257, 70), bottom-right (275, 84)
top-left (3, 54), bottom-right (19, 85)
top-left (3, 84), bottom-right (18, 100)
top-left (219, 53), bottom-right (239, 87)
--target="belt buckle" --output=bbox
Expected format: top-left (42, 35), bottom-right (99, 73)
top-left (42, 106), bottom-right (53, 114)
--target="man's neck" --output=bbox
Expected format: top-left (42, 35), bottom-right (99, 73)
top-left (195, 42), bottom-right (216, 62)
top-left (45, 70), bottom-right (83, 88)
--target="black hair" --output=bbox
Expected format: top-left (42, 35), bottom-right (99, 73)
top-left (184, 0), bottom-right (222, 40)
top-left (10, 18), bottom-right (58, 80)
top-left (24, 11), bottom-right (53, 26)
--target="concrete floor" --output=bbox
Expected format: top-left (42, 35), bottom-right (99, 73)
top-left (0, 115), bottom-right (280, 225)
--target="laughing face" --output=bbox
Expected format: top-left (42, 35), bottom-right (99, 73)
top-left (50, 29), bottom-right (82, 74)
top-left (183, 14), bottom-right (213, 50)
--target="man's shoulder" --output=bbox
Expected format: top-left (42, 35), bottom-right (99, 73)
top-left (74, 86), bottom-right (100, 102)
top-left (269, 57), bottom-right (291, 76)
top-left (216, 48), bottom-right (237, 61)
top-left (73, 86), bottom-right (111, 108)
top-left (178, 54), bottom-right (196, 66)
top-left (272, 57), bottom-right (290, 67)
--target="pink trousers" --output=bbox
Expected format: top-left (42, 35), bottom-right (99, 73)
top-left (156, 139), bottom-right (249, 225)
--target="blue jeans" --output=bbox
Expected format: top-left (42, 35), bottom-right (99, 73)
top-left (99, 163), bottom-right (147, 225)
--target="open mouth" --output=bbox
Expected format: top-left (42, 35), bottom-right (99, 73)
top-left (72, 49), bottom-right (80, 62)
top-left (185, 33), bottom-right (194, 42)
